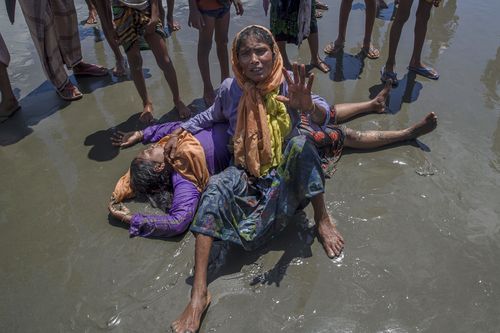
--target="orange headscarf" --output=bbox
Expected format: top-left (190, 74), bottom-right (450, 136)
top-left (112, 131), bottom-right (210, 202)
top-left (231, 25), bottom-right (291, 177)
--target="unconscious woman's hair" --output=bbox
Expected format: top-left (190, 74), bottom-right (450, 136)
top-left (235, 25), bottom-right (274, 58)
top-left (129, 157), bottom-right (173, 212)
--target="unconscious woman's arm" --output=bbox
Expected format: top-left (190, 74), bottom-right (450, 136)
top-left (129, 173), bottom-right (200, 238)
top-left (111, 122), bottom-right (185, 147)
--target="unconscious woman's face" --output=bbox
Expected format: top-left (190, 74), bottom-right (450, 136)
top-left (238, 35), bottom-right (274, 84)
top-left (137, 145), bottom-right (164, 165)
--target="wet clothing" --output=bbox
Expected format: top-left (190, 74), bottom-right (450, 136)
top-left (18, 0), bottom-right (82, 90)
top-left (127, 122), bottom-right (230, 238)
top-left (0, 33), bottom-right (9, 67)
top-left (270, 0), bottom-right (318, 45)
top-left (112, 0), bottom-right (168, 52)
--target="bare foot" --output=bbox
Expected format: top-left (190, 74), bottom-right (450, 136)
top-left (167, 19), bottom-right (181, 32)
top-left (316, 215), bottom-right (344, 258)
top-left (176, 100), bottom-right (191, 119)
top-left (112, 58), bottom-right (127, 77)
top-left (324, 40), bottom-right (345, 56)
top-left (408, 112), bottom-right (438, 139)
top-left (203, 90), bottom-right (216, 108)
top-left (84, 9), bottom-right (97, 25)
top-left (171, 291), bottom-right (211, 333)
top-left (371, 80), bottom-right (392, 113)
top-left (140, 103), bottom-right (154, 124)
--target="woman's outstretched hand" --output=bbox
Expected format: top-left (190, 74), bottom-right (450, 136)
top-left (108, 198), bottom-right (132, 224)
top-left (276, 63), bottom-right (315, 113)
top-left (111, 130), bottom-right (143, 148)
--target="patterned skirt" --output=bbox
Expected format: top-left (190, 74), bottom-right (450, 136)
top-left (190, 135), bottom-right (325, 251)
top-left (112, 3), bottom-right (167, 52)
top-left (270, 0), bottom-right (318, 45)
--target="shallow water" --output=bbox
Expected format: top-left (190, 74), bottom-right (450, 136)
top-left (1, 1), bottom-right (499, 332)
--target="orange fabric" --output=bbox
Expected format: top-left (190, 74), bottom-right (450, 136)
top-left (231, 25), bottom-right (285, 177)
top-left (112, 131), bottom-right (209, 202)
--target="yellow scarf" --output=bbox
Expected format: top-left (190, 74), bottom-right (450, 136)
top-left (232, 25), bottom-right (291, 177)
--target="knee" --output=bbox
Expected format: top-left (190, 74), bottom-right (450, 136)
top-left (157, 56), bottom-right (172, 72)
top-left (127, 53), bottom-right (143, 71)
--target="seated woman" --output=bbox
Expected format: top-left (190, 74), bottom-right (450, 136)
top-left (108, 121), bottom-right (230, 238)
top-left (165, 25), bottom-right (437, 333)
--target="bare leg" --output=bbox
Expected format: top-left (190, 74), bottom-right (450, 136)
top-left (0, 63), bottom-right (19, 117)
top-left (408, 1), bottom-right (438, 76)
top-left (84, 0), bottom-right (97, 24)
top-left (167, 0), bottom-right (181, 31)
top-left (197, 15), bottom-right (216, 106)
top-left (343, 112), bottom-right (437, 149)
top-left (335, 0), bottom-right (353, 47)
top-left (171, 233), bottom-right (213, 333)
top-left (311, 194), bottom-right (344, 258)
top-left (277, 41), bottom-right (293, 71)
top-left (92, 0), bottom-right (126, 76)
top-left (158, 0), bottom-right (166, 27)
top-left (335, 80), bottom-right (392, 122)
top-left (384, 0), bottom-right (413, 73)
top-left (214, 11), bottom-right (230, 81)
top-left (362, 0), bottom-right (379, 58)
top-left (145, 32), bottom-right (190, 118)
top-left (125, 42), bottom-right (153, 123)
top-left (308, 32), bottom-right (330, 72)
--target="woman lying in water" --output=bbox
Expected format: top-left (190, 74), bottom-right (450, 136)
top-left (108, 121), bottom-right (230, 238)
top-left (164, 25), bottom-right (437, 332)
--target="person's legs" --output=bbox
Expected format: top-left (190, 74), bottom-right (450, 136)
top-left (362, 0), bottom-right (379, 59)
top-left (334, 80), bottom-right (392, 122)
top-left (343, 112), bottom-right (437, 149)
top-left (214, 10), bottom-right (230, 82)
top-left (171, 233), bottom-right (213, 333)
top-left (333, 0), bottom-right (353, 51)
top-left (311, 193), bottom-right (344, 258)
top-left (92, 0), bottom-right (127, 76)
top-left (145, 31), bottom-right (190, 118)
top-left (158, 0), bottom-right (166, 27)
top-left (408, 0), bottom-right (438, 78)
top-left (84, 0), bottom-right (97, 24)
top-left (197, 15), bottom-right (217, 106)
top-left (384, 0), bottom-right (413, 73)
top-left (166, 0), bottom-right (181, 31)
top-left (0, 63), bottom-right (19, 118)
top-left (308, 32), bottom-right (330, 73)
top-left (277, 40), bottom-right (293, 70)
top-left (125, 42), bottom-right (153, 123)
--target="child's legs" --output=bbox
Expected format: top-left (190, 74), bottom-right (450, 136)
top-left (363, 0), bottom-right (376, 46)
top-left (385, 0), bottom-right (414, 71)
top-left (197, 15), bottom-right (216, 95)
top-left (125, 42), bottom-right (150, 105)
top-left (214, 11), bottom-right (230, 81)
top-left (307, 32), bottom-right (321, 63)
top-left (144, 32), bottom-right (181, 103)
top-left (277, 41), bottom-right (292, 70)
top-left (93, 0), bottom-right (124, 63)
top-left (410, 0), bottom-right (432, 66)
top-left (336, 0), bottom-right (353, 43)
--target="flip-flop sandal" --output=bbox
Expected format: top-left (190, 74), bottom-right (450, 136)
top-left (310, 61), bottom-right (331, 73)
top-left (73, 64), bottom-right (108, 77)
top-left (380, 66), bottom-right (398, 87)
top-left (408, 65), bottom-right (440, 80)
top-left (324, 42), bottom-right (345, 56)
top-left (315, 1), bottom-right (329, 10)
top-left (56, 82), bottom-right (83, 101)
top-left (361, 46), bottom-right (380, 59)
top-left (0, 104), bottom-right (20, 123)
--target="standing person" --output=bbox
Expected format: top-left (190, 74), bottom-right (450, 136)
top-left (158, 0), bottom-right (181, 32)
top-left (188, 0), bottom-right (244, 106)
top-left (17, 0), bottom-right (109, 101)
top-left (323, 0), bottom-right (380, 59)
top-left (381, 0), bottom-right (441, 85)
top-left (167, 25), bottom-right (437, 332)
top-left (0, 33), bottom-right (19, 122)
top-left (112, 0), bottom-right (191, 123)
top-left (270, 0), bottom-right (330, 73)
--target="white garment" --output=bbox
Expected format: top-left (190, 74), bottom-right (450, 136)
top-left (297, 0), bottom-right (312, 47)
top-left (118, 0), bottom-right (150, 10)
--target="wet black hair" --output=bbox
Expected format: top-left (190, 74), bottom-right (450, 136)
top-left (235, 26), bottom-right (275, 58)
top-left (130, 158), bottom-right (173, 212)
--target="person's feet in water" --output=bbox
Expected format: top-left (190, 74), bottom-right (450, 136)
top-left (171, 290), bottom-right (211, 333)
top-left (140, 102), bottom-right (154, 124)
top-left (175, 100), bottom-right (191, 119)
top-left (112, 58), bottom-right (127, 77)
top-left (371, 80), bottom-right (392, 113)
top-left (167, 18), bottom-right (181, 32)
top-left (310, 56), bottom-right (331, 73)
top-left (316, 215), bottom-right (344, 258)
top-left (84, 6), bottom-right (98, 25)
top-left (407, 112), bottom-right (438, 139)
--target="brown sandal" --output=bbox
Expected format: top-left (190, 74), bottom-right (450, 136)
top-left (56, 82), bottom-right (83, 101)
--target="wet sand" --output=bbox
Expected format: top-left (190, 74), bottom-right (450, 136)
top-left (1, 1), bottom-right (499, 332)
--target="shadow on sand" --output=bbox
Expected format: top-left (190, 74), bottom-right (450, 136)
top-left (323, 51), bottom-right (366, 82)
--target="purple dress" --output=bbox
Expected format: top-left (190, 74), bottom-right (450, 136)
top-left (129, 121), bottom-right (230, 238)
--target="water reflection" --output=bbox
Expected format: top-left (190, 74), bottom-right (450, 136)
top-left (427, 0), bottom-right (459, 63)
top-left (376, 1), bottom-right (397, 21)
top-left (324, 51), bottom-right (366, 82)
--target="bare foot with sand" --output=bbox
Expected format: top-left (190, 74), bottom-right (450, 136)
top-left (171, 291), bottom-right (211, 333)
